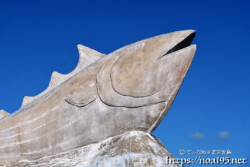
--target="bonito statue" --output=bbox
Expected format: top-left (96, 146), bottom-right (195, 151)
top-left (0, 30), bottom-right (196, 166)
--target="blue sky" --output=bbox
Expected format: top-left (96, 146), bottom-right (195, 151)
top-left (0, 0), bottom-right (249, 165)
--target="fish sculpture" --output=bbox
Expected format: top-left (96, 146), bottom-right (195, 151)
top-left (0, 30), bottom-right (196, 165)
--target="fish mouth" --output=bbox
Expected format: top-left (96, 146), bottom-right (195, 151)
top-left (164, 30), bottom-right (196, 56)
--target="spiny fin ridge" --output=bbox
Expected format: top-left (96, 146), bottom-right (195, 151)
top-left (21, 45), bottom-right (105, 108)
top-left (0, 110), bottom-right (9, 119)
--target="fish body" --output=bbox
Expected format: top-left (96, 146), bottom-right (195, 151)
top-left (0, 30), bottom-right (196, 164)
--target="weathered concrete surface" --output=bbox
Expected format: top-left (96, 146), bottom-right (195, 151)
top-left (0, 30), bottom-right (196, 165)
top-left (12, 131), bottom-right (179, 167)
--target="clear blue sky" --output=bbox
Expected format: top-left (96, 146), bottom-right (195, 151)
top-left (0, 0), bottom-right (249, 165)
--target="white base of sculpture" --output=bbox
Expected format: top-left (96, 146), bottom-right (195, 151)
top-left (12, 131), bottom-right (179, 167)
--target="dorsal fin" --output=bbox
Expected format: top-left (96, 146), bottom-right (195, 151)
top-left (0, 110), bottom-right (9, 119)
top-left (21, 45), bottom-right (105, 108)
top-left (76, 44), bottom-right (105, 70)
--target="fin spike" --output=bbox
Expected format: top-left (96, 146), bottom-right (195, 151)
top-left (0, 109), bottom-right (9, 119)
top-left (21, 96), bottom-right (33, 107)
top-left (20, 45), bottom-right (105, 109)
top-left (76, 44), bottom-right (105, 72)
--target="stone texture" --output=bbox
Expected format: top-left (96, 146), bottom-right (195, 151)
top-left (0, 30), bottom-right (196, 165)
top-left (12, 131), bottom-right (179, 167)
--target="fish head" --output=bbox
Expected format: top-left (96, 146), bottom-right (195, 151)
top-left (96, 30), bottom-right (196, 132)
top-left (109, 30), bottom-right (196, 98)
